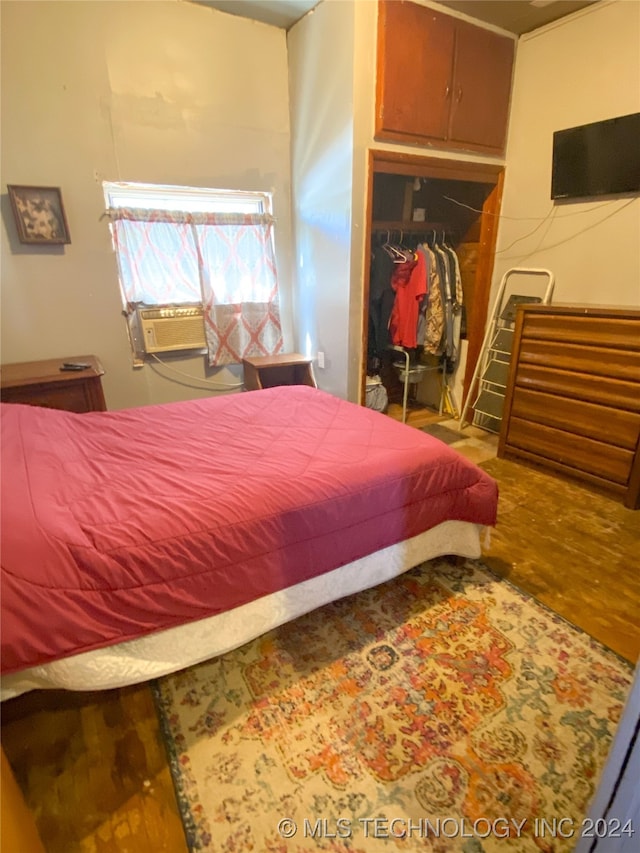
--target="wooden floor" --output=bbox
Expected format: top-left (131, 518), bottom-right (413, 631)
top-left (386, 400), bottom-right (444, 428)
top-left (2, 416), bottom-right (639, 852)
top-left (2, 686), bottom-right (186, 852)
top-left (479, 455), bottom-right (640, 665)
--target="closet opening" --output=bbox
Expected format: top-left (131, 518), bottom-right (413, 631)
top-left (362, 151), bottom-right (504, 428)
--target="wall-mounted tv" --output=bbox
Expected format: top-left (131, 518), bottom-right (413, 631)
top-left (551, 112), bottom-right (640, 200)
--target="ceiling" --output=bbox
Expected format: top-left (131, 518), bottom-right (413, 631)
top-left (435, 0), bottom-right (597, 34)
top-left (192, 0), bottom-right (598, 34)
top-left (191, 0), bottom-right (320, 29)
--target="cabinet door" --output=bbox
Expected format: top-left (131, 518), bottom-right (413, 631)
top-left (448, 20), bottom-right (515, 151)
top-left (376, 0), bottom-right (454, 142)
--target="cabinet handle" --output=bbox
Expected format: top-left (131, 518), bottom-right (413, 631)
top-left (456, 86), bottom-right (463, 102)
top-left (444, 85), bottom-right (450, 99)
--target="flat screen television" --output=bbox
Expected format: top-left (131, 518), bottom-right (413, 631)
top-left (551, 112), bottom-right (640, 200)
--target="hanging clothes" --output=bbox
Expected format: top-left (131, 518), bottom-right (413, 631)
top-left (368, 231), bottom-right (463, 375)
top-left (368, 245), bottom-right (396, 359)
top-left (388, 250), bottom-right (426, 349)
top-left (415, 244), bottom-right (432, 347)
top-left (421, 238), bottom-right (463, 371)
top-left (434, 242), bottom-right (455, 360)
top-left (423, 244), bottom-right (444, 356)
top-left (443, 243), bottom-right (464, 372)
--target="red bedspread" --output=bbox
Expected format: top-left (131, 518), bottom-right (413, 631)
top-left (1, 387), bottom-right (497, 674)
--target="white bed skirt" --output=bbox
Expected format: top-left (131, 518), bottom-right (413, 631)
top-left (1, 520), bottom-right (484, 700)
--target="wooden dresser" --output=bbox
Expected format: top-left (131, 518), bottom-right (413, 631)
top-left (242, 353), bottom-right (317, 392)
top-left (498, 304), bottom-right (640, 509)
top-left (1, 355), bottom-right (107, 412)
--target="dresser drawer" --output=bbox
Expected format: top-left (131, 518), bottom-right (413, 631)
top-left (511, 388), bottom-right (640, 450)
top-left (521, 313), bottom-right (640, 350)
top-left (2, 380), bottom-right (99, 413)
top-left (515, 364), bottom-right (640, 412)
top-left (506, 418), bottom-right (634, 486)
top-left (518, 339), bottom-right (640, 382)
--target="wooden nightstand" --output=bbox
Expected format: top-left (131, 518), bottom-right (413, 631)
top-left (242, 353), bottom-right (317, 392)
top-left (1, 355), bottom-right (107, 412)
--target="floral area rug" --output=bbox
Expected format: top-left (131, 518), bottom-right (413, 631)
top-left (153, 559), bottom-right (633, 852)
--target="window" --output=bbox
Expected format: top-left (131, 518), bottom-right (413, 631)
top-left (103, 181), bottom-right (283, 366)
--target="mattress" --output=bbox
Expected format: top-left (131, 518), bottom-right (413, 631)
top-left (0, 519), bottom-right (483, 699)
top-left (1, 386), bottom-right (497, 684)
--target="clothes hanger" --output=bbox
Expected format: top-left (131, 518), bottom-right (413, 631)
top-left (381, 230), bottom-right (405, 261)
top-left (375, 230), bottom-right (416, 262)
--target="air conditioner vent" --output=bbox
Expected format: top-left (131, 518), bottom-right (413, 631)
top-left (137, 305), bottom-right (206, 353)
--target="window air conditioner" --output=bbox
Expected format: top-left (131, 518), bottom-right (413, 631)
top-left (137, 305), bottom-right (207, 353)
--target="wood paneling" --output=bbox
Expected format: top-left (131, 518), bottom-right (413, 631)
top-left (369, 149), bottom-right (503, 184)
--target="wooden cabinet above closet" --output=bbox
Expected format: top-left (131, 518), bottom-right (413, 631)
top-left (376, 0), bottom-right (515, 155)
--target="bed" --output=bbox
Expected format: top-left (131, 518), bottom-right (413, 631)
top-left (1, 385), bottom-right (498, 699)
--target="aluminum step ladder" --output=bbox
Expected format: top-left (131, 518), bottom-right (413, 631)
top-left (459, 267), bottom-right (555, 432)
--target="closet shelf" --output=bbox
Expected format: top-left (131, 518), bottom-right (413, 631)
top-left (372, 220), bottom-right (447, 234)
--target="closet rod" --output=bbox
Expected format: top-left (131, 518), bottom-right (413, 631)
top-left (371, 228), bottom-right (456, 244)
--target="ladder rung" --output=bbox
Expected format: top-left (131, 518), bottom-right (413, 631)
top-left (474, 389), bottom-right (506, 420)
top-left (490, 328), bottom-right (514, 352)
top-left (481, 359), bottom-right (510, 387)
top-left (499, 294), bottom-right (543, 322)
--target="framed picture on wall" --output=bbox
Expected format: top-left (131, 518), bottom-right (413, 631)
top-left (7, 185), bottom-right (71, 245)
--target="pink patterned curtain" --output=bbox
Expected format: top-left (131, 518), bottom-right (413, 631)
top-left (110, 208), bottom-right (283, 366)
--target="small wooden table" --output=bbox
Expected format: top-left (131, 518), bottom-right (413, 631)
top-left (1, 355), bottom-right (107, 412)
top-left (242, 353), bottom-right (317, 392)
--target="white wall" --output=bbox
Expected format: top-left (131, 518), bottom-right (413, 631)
top-left (288, 0), bottom-right (355, 399)
top-left (1, 0), bottom-right (293, 410)
top-left (493, 0), bottom-right (640, 306)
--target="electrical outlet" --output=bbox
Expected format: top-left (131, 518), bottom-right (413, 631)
top-left (317, 351), bottom-right (325, 369)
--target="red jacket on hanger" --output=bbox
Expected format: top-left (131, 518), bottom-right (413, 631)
top-left (388, 251), bottom-right (427, 349)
